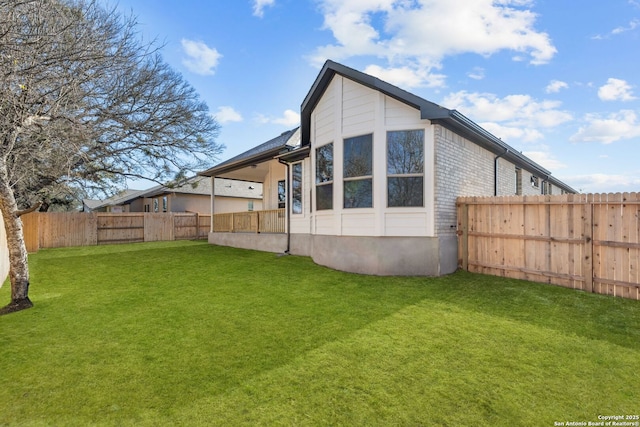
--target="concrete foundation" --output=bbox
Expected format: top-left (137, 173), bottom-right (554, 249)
top-left (208, 232), bottom-right (288, 254)
top-left (210, 232), bottom-right (458, 276)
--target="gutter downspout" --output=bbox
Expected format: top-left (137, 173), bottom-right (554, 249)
top-left (494, 148), bottom-right (509, 196)
top-left (277, 158), bottom-right (291, 254)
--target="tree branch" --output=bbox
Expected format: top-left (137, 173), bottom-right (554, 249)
top-left (16, 201), bottom-right (41, 217)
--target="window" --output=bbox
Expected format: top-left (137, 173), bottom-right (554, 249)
top-left (344, 134), bottom-right (373, 208)
top-left (162, 196), bottom-right (167, 212)
top-left (277, 180), bottom-right (286, 209)
top-left (542, 181), bottom-right (551, 195)
top-left (248, 201), bottom-right (254, 211)
top-left (292, 162), bottom-right (303, 214)
top-left (531, 175), bottom-right (539, 188)
top-left (316, 143), bottom-right (333, 210)
top-left (153, 199), bottom-right (159, 212)
top-left (387, 129), bottom-right (424, 207)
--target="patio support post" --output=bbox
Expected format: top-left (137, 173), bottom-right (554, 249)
top-left (210, 176), bottom-right (215, 233)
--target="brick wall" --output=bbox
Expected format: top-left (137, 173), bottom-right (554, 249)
top-left (435, 125), bottom-right (492, 237)
top-left (434, 125), bottom-right (527, 237)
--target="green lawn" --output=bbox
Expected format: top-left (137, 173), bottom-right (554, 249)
top-left (0, 241), bottom-right (638, 426)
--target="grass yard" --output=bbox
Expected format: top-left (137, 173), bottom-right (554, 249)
top-left (0, 241), bottom-right (639, 426)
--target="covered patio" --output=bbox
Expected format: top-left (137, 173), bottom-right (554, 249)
top-left (199, 128), bottom-right (301, 251)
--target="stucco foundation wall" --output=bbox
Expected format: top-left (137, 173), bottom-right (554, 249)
top-left (208, 232), bottom-right (287, 254)
top-left (306, 235), bottom-right (445, 276)
top-left (290, 233), bottom-right (312, 257)
top-left (208, 232), bottom-right (458, 277)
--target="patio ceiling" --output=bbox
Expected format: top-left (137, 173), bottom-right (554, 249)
top-left (212, 161), bottom-right (273, 183)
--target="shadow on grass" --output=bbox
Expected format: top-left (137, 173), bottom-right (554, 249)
top-left (416, 270), bottom-right (640, 352)
top-left (1, 241), bottom-right (638, 425)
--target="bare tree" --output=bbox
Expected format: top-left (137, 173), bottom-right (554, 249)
top-left (0, 0), bottom-right (223, 314)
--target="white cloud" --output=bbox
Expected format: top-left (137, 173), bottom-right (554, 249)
top-left (612, 18), bottom-right (640, 34)
top-left (256, 109), bottom-right (300, 127)
top-left (598, 78), bottom-right (637, 101)
top-left (442, 90), bottom-right (573, 129)
top-left (253, 0), bottom-right (275, 18)
top-left (214, 106), bottom-right (243, 124)
top-left (521, 150), bottom-right (567, 170)
top-left (181, 39), bottom-right (222, 75)
top-left (310, 0), bottom-right (556, 87)
top-left (364, 64), bottom-right (445, 88)
top-left (567, 173), bottom-right (640, 193)
top-left (480, 122), bottom-right (544, 143)
top-left (570, 110), bottom-right (640, 144)
top-left (467, 67), bottom-right (485, 80)
top-left (273, 109), bottom-right (300, 126)
top-left (545, 80), bottom-right (568, 93)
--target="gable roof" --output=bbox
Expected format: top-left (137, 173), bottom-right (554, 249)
top-left (199, 127), bottom-right (300, 177)
top-left (90, 189), bottom-right (146, 210)
top-left (141, 175), bottom-right (211, 199)
top-left (301, 60), bottom-right (576, 193)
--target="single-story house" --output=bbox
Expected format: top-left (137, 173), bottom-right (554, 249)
top-left (83, 189), bottom-right (145, 213)
top-left (87, 176), bottom-right (263, 214)
top-left (199, 60), bottom-right (576, 276)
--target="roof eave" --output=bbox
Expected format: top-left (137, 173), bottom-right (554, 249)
top-left (199, 146), bottom-right (289, 177)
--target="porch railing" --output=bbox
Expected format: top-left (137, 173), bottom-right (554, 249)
top-left (212, 208), bottom-right (285, 233)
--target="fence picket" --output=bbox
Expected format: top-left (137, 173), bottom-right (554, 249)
top-left (458, 193), bottom-right (640, 301)
top-left (22, 212), bottom-right (211, 252)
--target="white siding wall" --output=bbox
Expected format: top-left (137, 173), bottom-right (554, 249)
top-left (308, 75), bottom-right (435, 238)
top-left (290, 158), bottom-right (312, 234)
top-left (260, 160), bottom-right (287, 211)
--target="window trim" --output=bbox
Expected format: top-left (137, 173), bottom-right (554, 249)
top-left (277, 179), bottom-right (286, 209)
top-left (386, 129), bottom-right (425, 208)
top-left (292, 161), bottom-right (303, 215)
top-left (343, 133), bottom-right (373, 209)
top-left (315, 143), bottom-right (334, 211)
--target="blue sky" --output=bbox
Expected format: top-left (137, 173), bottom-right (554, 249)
top-left (111, 0), bottom-right (640, 193)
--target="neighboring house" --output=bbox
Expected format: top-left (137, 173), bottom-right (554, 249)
top-left (200, 60), bottom-right (576, 276)
top-left (83, 189), bottom-right (145, 213)
top-left (88, 176), bottom-right (263, 214)
top-left (200, 129), bottom-right (301, 213)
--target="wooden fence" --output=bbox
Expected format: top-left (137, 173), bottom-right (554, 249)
top-left (212, 209), bottom-right (286, 234)
top-left (21, 212), bottom-right (211, 253)
top-left (457, 193), bottom-right (640, 300)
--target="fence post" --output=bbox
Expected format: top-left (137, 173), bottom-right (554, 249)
top-left (583, 196), bottom-right (594, 293)
top-left (458, 201), bottom-right (469, 271)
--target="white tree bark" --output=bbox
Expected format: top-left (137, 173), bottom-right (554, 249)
top-left (0, 159), bottom-right (32, 314)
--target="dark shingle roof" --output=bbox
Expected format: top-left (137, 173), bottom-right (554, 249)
top-left (300, 60), bottom-right (576, 194)
top-left (199, 127), bottom-right (300, 177)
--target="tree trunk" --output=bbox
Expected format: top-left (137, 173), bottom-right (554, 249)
top-left (0, 162), bottom-right (33, 315)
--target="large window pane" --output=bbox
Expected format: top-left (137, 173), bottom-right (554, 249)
top-left (344, 179), bottom-right (372, 208)
top-left (344, 134), bottom-right (373, 209)
top-left (316, 144), bottom-right (333, 183)
top-left (277, 180), bottom-right (286, 209)
top-left (316, 183), bottom-right (333, 210)
top-left (388, 177), bottom-right (423, 207)
top-left (344, 134), bottom-right (372, 178)
top-left (387, 130), bottom-right (424, 208)
top-left (387, 130), bottom-right (424, 175)
top-left (292, 163), bottom-right (302, 214)
top-left (316, 144), bottom-right (333, 211)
